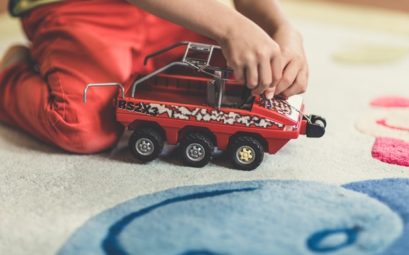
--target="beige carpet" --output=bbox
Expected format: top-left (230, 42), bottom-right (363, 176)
top-left (1, 1), bottom-right (408, 254)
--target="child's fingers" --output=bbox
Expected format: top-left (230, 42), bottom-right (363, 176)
top-left (233, 66), bottom-right (245, 84)
top-left (270, 55), bottom-right (283, 87)
top-left (264, 87), bottom-right (276, 99)
top-left (252, 58), bottom-right (272, 96)
top-left (275, 60), bottom-right (300, 95)
top-left (258, 54), bottom-right (282, 99)
top-left (246, 64), bottom-right (258, 90)
top-left (281, 67), bottom-right (308, 98)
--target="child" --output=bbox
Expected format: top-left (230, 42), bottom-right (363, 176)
top-left (0, 0), bottom-right (308, 153)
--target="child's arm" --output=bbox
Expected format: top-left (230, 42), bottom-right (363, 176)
top-left (129, 0), bottom-right (283, 98)
top-left (234, 0), bottom-right (289, 36)
top-left (234, 0), bottom-right (309, 98)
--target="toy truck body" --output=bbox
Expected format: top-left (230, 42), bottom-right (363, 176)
top-left (84, 42), bottom-right (326, 170)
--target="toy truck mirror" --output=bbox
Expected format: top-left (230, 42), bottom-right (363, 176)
top-left (83, 83), bottom-right (125, 103)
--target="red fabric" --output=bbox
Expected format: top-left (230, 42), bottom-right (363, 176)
top-left (0, 0), bottom-right (207, 153)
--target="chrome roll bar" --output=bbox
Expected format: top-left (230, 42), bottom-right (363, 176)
top-left (83, 83), bottom-right (125, 103)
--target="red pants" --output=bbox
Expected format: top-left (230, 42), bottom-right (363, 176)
top-left (0, 0), bottom-right (206, 153)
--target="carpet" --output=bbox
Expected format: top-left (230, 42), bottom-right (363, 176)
top-left (1, 1), bottom-right (409, 254)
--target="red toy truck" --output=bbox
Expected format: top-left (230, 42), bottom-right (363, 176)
top-left (84, 42), bottom-right (326, 170)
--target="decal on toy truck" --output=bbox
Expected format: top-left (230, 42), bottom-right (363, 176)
top-left (263, 98), bottom-right (293, 115)
top-left (118, 100), bottom-right (283, 128)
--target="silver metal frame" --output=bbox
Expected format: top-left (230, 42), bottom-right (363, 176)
top-left (214, 71), bottom-right (224, 109)
top-left (131, 62), bottom-right (190, 97)
top-left (83, 83), bottom-right (125, 103)
top-left (131, 41), bottom-right (226, 102)
top-left (83, 42), bottom-right (228, 108)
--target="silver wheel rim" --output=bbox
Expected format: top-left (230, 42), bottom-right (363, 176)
top-left (236, 145), bottom-right (256, 165)
top-left (186, 143), bottom-right (206, 162)
top-left (135, 138), bottom-right (155, 156)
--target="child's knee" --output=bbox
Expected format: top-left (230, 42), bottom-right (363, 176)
top-left (46, 101), bottom-right (123, 154)
top-left (55, 119), bottom-right (123, 154)
top-left (67, 128), bottom-right (122, 154)
top-left (1, 45), bottom-right (31, 72)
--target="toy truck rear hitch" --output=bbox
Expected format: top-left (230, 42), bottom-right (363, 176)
top-left (304, 115), bottom-right (326, 138)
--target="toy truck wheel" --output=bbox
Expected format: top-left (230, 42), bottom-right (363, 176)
top-left (305, 115), bottom-right (327, 128)
top-left (129, 127), bottom-right (164, 163)
top-left (180, 133), bottom-right (214, 168)
top-left (229, 136), bottom-right (264, 171)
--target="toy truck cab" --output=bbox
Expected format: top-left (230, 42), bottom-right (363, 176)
top-left (84, 42), bottom-right (326, 170)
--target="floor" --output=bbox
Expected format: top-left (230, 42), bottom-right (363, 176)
top-left (0, 1), bottom-right (409, 255)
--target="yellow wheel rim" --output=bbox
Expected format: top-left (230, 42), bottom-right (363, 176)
top-left (236, 146), bottom-right (255, 165)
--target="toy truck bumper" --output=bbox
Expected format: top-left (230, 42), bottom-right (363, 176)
top-left (301, 115), bottom-right (326, 138)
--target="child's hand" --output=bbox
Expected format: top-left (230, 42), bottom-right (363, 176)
top-left (218, 19), bottom-right (283, 98)
top-left (265, 25), bottom-right (308, 99)
top-left (129, 0), bottom-right (306, 99)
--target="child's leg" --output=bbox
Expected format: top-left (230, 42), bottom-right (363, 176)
top-left (0, 45), bottom-right (30, 125)
top-left (0, 0), bottom-right (211, 154)
top-left (0, 0), bottom-right (147, 153)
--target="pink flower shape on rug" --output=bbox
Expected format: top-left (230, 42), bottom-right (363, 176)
top-left (372, 97), bottom-right (409, 167)
top-left (376, 119), bottom-right (409, 132)
top-left (371, 97), bottom-right (409, 108)
top-left (372, 137), bottom-right (409, 167)
top-left (356, 96), bottom-right (409, 167)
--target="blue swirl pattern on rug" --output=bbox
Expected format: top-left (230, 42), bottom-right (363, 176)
top-left (344, 178), bottom-right (409, 255)
top-left (59, 180), bottom-right (402, 255)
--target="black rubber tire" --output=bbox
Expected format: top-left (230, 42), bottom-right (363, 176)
top-left (179, 133), bottom-right (214, 168)
top-left (311, 115), bottom-right (327, 128)
top-left (228, 136), bottom-right (264, 171)
top-left (129, 127), bottom-right (164, 163)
